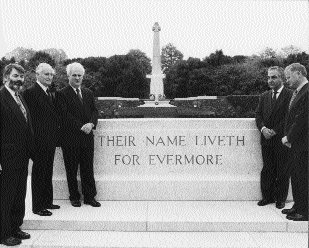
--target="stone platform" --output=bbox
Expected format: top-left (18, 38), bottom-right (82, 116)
top-left (16, 118), bottom-right (305, 248)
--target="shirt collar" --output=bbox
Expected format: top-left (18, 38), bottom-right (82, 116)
top-left (5, 85), bottom-right (18, 99)
top-left (273, 85), bottom-right (283, 94)
top-left (36, 80), bottom-right (48, 93)
top-left (70, 84), bottom-right (81, 93)
top-left (296, 80), bottom-right (308, 93)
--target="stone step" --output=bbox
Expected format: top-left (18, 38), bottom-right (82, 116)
top-left (21, 200), bottom-right (306, 233)
top-left (6, 230), bottom-right (308, 248)
top-left (51, 174), bottom-right (293, 201)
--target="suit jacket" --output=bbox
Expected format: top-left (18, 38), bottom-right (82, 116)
top-left (22, 82), bottom-right (62, 149)
top-left (0, 86), bottom-right (34, 170)
top-left (284, 83), bottom-right (308, 151)
top-left (59, 85), bottom-right (98, 147)
top-left (255, 87), bottom-right (293, 146)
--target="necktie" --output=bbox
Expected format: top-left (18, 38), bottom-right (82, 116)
top-left (76, 88), bottom-right (83, 104)
top-left (288, 90), bottom-right (298, 110)
top-left (15, 92), bottom-right (28, 121)
top-left (46, 88), bottom-right (54, 104)
top-left (271, 91), bottom-right (278, 108)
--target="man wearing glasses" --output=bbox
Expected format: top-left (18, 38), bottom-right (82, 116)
top-left (255, 66), bottom-right (293, 209)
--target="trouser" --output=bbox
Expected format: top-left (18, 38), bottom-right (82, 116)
top-left (31, 148), bottom-right (56, 212)
top-left (260, 143), bottom-right (289, 202)
top-left (62, 146), bottom-right (97, 201)
top-left (0, 165), bottom-right (28, 239)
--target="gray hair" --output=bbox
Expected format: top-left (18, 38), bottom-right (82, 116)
top-left (66, 62), bottom-right (85, 76)
top-left (36, 63), bottom-right (55, 74)
top-left (268, 66), bottom-right (285, 81)
top-left (285, 63), bottom-right (307, 77)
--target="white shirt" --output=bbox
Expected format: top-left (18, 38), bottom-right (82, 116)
top-left (272, 85), bottom-right (284, 99)
top-left (70, 85), bottom-right (82, 97)
top-left (5, 85), bottom-right (19, 103)
top-left (36, 80), bottom-right (49, 95)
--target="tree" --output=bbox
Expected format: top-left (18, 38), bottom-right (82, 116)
top-left (280, 45), bottom-right (302, 58)
top-left (27, 51), bottom-right (56, 71)
top-left (4, 47), bottom-right (36, 63)
top-left (203, 50), bottom-right (232, 67)
top-left (127, 49), bottom-right (151, 75)
top-left (161, 43), bottom-right (183, 74)
top-left (41, 48), bottom-right (68, 64)
top-left (258, 47), bottom-right (278, 59)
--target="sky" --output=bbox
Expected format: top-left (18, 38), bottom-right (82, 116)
top-left (0, 0), bottom-right (308, 60)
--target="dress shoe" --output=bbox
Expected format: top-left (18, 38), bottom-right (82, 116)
top-left (71, 200), bottom-right (81, 207)
top-left (84, 199), bottom-right (101, 207)
top-left (46, 204), bottom-right (60, 209)
top-left (33, 209), bottom-right (53, 216)
top-left (0, 236), bottom-right (21, 246)
top-left (13, 230), bottom-right (31, 240)
top-left (282, 207), bottom-right (296, 215)
top-left (275, 202), bottom-right (285, 209)
top-left (286, 213), bottom-right (308, 221)
top-left (257, 199), bottom-right (275, 206)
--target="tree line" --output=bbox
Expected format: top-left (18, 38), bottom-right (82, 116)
top-left (0, 45), bottom-right (308, 98)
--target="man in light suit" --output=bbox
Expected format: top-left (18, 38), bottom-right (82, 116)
top-left (59, 62), bottom-right (100, 207)
top-left (0, 64), bottom-right (34, 246)
top-left (255, 66), bottom-right (293, 209)
top-left (23, 63), bottom-right (62, 216)
top-left (281, 63), bottom-right (308, 221)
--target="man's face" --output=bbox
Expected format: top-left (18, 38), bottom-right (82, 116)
top-left (285, 69), bottom-right (301, 89)
top-left (5, 68), bottom-right (24, 92)
top-left (267, 69), bottom-right (283, 91)
top-left (68, 68), bottom-right (84, 88)
top-left (36, 66), bottom-right (54, 87)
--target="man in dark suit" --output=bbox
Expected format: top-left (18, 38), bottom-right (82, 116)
top-left (59, 62), bottom-right (100, 207)
top-left (255, 66), bottom-right (293, 209)
top-left (22, 63), bottom-right (62, 216)
top-left (281, 63), bottom-right (308, 221)
top-left (0, 64), bottom-right (33, 246)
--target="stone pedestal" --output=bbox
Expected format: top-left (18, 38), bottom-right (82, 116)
top-left (47, 118), bottom-right (292, 201)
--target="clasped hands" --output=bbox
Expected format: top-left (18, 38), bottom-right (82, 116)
top-left (281, 136), bottom-right (291, 148)
top-left (262, 128), bottom-right (276, 139)
top-left (80, 123), bottom-right (94, 134)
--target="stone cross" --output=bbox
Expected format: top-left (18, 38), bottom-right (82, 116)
top-left (147, 22), bottom-right (165, 102)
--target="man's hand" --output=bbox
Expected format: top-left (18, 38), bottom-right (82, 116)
top-left (262, 128), bottom-right (273, 139)
top-left (269, 129), bottom-right (277, 136)
top-left (281, 136), bottom-right (291, 148)
top-left (81, 123), bottom-right (94, 134)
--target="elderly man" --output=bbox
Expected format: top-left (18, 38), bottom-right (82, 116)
top-left (281, 63), bottom-right (308, 221)
top-left (23, 63), bottom-right (62, 216)
top-left (0, 63), bottom-right (33, 246)
top-left (59, 62), bottom-right (100, 207)
top-left (255, 66), bottom-right (293, 209)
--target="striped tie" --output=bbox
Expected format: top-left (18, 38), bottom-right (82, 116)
top-left (288, 90), bottom-right (298, 111)
top-left (15, 92), bottom-right (28, 121)
top-left (76, 88), bottom-right (83, 104)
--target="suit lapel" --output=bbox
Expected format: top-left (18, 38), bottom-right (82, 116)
top-left (289, 84), bottom-right (308, 111)
top-left (271, 88), bottom-right (287, 114)
top-left (67, 86), bottom-right (85, 112)
top-left (2, 87), bottom-right (28, 128)
top-left (34, 83), bottom-right (58, 116)
top-left (265, 91), bottom-right (273, 119)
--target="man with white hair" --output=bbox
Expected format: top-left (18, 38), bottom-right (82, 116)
top-left (59, 62), bottom-right (100, 207)
top-left (23, 63), bottom-right (62, 216)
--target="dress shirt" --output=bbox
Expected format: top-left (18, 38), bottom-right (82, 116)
top-left (36, 81), bottom-right (49, 95)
